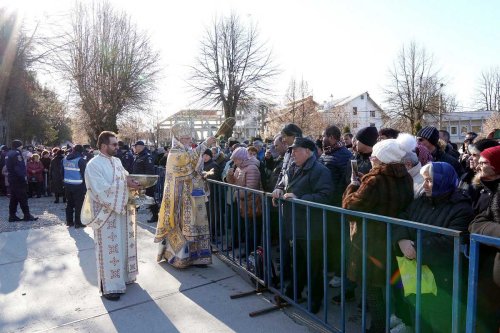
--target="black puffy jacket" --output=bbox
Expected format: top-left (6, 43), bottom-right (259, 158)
top-left (396, 191), bottom-right (473, 291)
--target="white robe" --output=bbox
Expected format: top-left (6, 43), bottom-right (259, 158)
top-left (81, 153), bottom-right (138, 294)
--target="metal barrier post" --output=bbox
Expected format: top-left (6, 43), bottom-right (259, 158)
top-left (362, 218), bottom-right (367, 332)
top-left (415, 230), bottom-right (423, 333)
top-left (306, 206), bottom-right (312, 312)
top-left (340, 213), bottom-right (346, 333)
top-left (451, 236), bottom-right (461, 333)
top-left (322, 209), bottom-right (328, 324)
top-left (466, 238), bottom-right (480, 333)
top-left (292, 201), bottom-right (297, 302)
top-left (385, 223), bottom-right (392, 333)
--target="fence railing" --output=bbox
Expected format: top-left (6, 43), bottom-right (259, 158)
top-left (205, 179), bottom-right (467, 333)
top-left (152, 167), bottom-right (496, 333)
top-left (466, 234), bottom-right (500, 333)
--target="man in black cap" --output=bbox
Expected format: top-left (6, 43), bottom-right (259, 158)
top-left (6, 139), bottom-right (38, 222)
top-left (132, 140), bottom-right (158, 223)
top-left (277, 137), bottom-right (334, 314)
top-left (417, 126), bottom-right (463, 176)
top-left (347, 126), bottom-right (378, 183)
top-left (63, 144), bottom-right (87, 228)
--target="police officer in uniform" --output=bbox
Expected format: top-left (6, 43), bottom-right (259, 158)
top-left (118, 144), bottom-right (134, 173)
top-left (6, 140), bottom-right (38, 222)
top-left (63, 145), bottom-right (87, 228)
top-left (132, 140), bottom-right (158, 223)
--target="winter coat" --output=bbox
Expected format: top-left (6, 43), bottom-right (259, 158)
top-left (395, 190), bottom-right (473, 295)
top-left (226, 157), bottom-right (261, 201)
top-left (2, 165), bottom-right (8, 187)
top-left (282, 154), bottom-right (334, 240)
top-left (49, 155), bottom-right (65, 193)
top-left (319, 145), bottom-right (352, 207)
top-left (266, 156), bottom-right (283, 193)
top-left (470, 178), bottom-right (500, 217)
top-left (433, 148), bottom-right (464, 177)
top-left (343, 163), bottom-right (414, 286)
top-left (27, 160), bottom-right (44, 183)
top-left (203, 158), bottom-right (221, 181)
top-left (469, 183), bottom-right (500, 288)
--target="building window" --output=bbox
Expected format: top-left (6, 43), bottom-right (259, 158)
top-left (353, 122), bottom-right (358, 128)
top-left (461, 126), bottom-right (468, 135)
top-left (370, 123), bottom-right (375, 127)
top-left (353, 107), bottom-right (358, 115)
top-left (450, 126), bottom-right (457, 135)
top-left (360, 94), bottom-right (364, 100)
top-left (370, 110), bottom-right (376, 117)
top-left (472, 125), bottom-right (481, 133)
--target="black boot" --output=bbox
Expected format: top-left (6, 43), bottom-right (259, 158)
top-left (9, 216), bottom-right (23, 222)
top-left (23, 215), bottom-right (38, 221)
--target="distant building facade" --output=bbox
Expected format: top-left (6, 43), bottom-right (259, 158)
top-left (319, 92), bottom-right (385, 134)
top-left (424, 110), bottom-right (493, 143)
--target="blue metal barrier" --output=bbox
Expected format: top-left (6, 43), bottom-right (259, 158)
top-left (466, 234), bottom-right (500, 333)
top-left (206, 180), bottom-right (465, 333)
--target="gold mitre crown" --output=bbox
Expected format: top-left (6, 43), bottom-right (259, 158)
top-left (171, 122), bottom-right (192, 138)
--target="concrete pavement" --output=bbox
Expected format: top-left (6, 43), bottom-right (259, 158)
top-left (0, 196), bottom-right (313, 333)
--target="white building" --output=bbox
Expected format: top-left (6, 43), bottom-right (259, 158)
top-left (319, 92), bottom-right (385, 134)
top-left (157, 109), bottom-right (223, 142)
top-left (424, 110), bottom-right (493, 143)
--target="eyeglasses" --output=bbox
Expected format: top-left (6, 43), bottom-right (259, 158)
top-left (478, 161), bottom-right (491, 166)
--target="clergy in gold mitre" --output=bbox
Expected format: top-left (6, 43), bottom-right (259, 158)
top-left (154, 122), bottom-right (216, 268)
top-left (81, 131), bottom-right (142, 301)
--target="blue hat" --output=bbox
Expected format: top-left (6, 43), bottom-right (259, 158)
top-left (431, 162), bottom-right (458, 196)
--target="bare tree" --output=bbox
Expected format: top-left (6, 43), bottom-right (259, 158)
top-left (476, 67), bottom-right (500, 111)
top-left (189, 13), bottom-right (279, 136)
top-left (384, 41), bottom-right (444, 133)
top-left (47, 1), bottom-right (160, 145)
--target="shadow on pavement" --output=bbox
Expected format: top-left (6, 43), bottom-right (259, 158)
top-left (68, 226), bottom-right (98, 286)
top-left (101, 282), bottom-right (180, 332)
top-left (0, 227), bottom-right (29, 294)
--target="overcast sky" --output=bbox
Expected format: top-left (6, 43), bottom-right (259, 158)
top-left (8, 0), bottom-right (500, 120)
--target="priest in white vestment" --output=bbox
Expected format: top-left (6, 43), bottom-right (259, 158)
top-left (81, 131), bottom-right (142, 301)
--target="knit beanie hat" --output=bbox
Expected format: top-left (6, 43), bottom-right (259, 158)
top-left (417, 126), bottom-right (439, 147)
top-left (355, 126), bottom-right (378, 147)
top-left (480, 146), bottom-right (500, 174)
top-left (372, 133), bottom-right (416, 164)
top-left (203, 149), bottom-right (213, 158)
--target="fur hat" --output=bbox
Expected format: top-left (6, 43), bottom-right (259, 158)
top-left (355, 126), bottom-right (378, 147)
top-left (480, 146), bottom-right (500, 174)
top-left (372, 133), bottom-right (416, 164)
top-left (417, 126), bottom-right (440, 147)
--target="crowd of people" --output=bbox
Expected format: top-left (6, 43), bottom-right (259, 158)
top-left (2, 122), bottom-right (499, 332)
top-left (194, 124), bottom-right (499, 333)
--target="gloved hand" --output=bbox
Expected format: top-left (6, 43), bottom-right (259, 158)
top-left (398, 239), bottom-right (416, 259)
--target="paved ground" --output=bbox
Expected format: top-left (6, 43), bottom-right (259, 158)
top-left (0, 196), bottom-right (317, 333)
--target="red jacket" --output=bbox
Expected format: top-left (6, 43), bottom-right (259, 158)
top-left (27, 160), bottom-right (44, 182)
